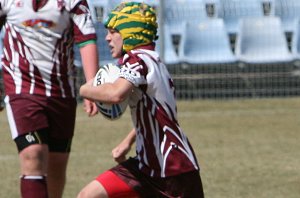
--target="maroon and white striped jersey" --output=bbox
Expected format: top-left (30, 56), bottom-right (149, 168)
top-left (119, 45), bottom-right (199, 178)
top-left (0, 0), bottom-right (96, 97)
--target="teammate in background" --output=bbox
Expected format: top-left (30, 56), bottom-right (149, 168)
top-left (0, 0), bottom-right (99, 197)
top-left (78, 2), bottom-right (205, 198)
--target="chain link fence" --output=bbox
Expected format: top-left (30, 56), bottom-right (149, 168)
top-left (1, 0), bottom-right (300, 101)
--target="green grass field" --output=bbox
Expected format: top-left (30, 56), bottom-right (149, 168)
top-left (0, 98), bottom-right (300, 198)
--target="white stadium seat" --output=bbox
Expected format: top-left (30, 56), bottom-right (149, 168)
top-left (108, 0), bottom-right (160, 10)
top-left (291, 20), bottom-right (300, 60)
top-left (87, 0), bottom-right (110, 23)
top-left (272, 0), bottom-right (300, 33)
top-left (218, 0), bottom-right (264, 34)
top-left (179, 19), bottom-right (237, 64)
top-left (235, 17), bottom-right (293, 63)
top-left (162, 27), bottom-right (180, 65)
top-left (163, 0), bottom-right (208, 35)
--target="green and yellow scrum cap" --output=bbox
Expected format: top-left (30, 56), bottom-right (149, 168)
top-left (104, 2), bottom-right (158, 53)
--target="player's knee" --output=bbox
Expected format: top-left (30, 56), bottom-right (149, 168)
top-left (20, 144), bottom-right (47, 160)
top-left (77, 190), bottom-right (107, 198)
top-left (19, 145), bottom-right (48, 175)
top-left (77, 181), bottom-right (108, 198)
top-left (77, 188), bottom-right (94, 198)
top-left (77, 189), bottom-right (86, 198)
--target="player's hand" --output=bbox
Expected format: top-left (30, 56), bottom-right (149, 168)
top-left (112, 141), bottom-right (131, 163)
top-left (83, 99), bottom-right (98, 117)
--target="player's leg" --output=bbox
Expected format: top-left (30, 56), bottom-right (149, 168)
top-left (47, 138), bottom-right (72, 198)
top-left (77, 170), bottom-right (139, 198)
top-left (77, 180), bottom-right (109, 198)
top-left (102, 158), bottom-right (204, 198)
top-left (46, 97), bottom-right (76, 198)
top-left (153, 170), bottom-right (205, 198)
top-left (5, 95), bottom-right (50, 198)
top-left (47, 152), bottom-right (70, 198)
top-left (16, 130), bottom-right (50, 198)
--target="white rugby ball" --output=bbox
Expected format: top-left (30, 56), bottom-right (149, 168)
top-left (93, 63), bottom-right (128, 120)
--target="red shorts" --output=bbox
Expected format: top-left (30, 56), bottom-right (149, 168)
top-left (96, 171), bottom-right (139, 198)
top-left (5, 94), bottom-right (77, 140)
top-left (96, 157), bottom-right (204, 198)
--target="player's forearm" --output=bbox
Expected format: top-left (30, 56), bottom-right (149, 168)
top-left (80, 82), bottom-right (118, 103)
top-left (80, 43), bottom-right (99, 81)
top-left (123, 128), bottom-right (136, 146)
top-left (80, 78), bottom-right (132, 104)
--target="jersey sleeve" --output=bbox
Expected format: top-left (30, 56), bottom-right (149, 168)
top-left (119, 52), bottom-right (148, 87)
top-left (69, 0), bottom-right (97, 45)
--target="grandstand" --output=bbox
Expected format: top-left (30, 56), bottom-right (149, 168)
top-left (1, 0), bottom-right (300, 101)
top-left (160, 0), bottom-right (300, 99)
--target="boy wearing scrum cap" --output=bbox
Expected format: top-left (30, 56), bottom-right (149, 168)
top-left (79, 2), bottom-right (205, 197)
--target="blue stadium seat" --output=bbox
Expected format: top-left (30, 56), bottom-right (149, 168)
top-left (161, 27), bottom-right (180, 65)
top-left (273, 0), bottom-right (300, 33)
top-left (218, 0), bottom-right (264, 34)
top-left (202, 0), bottom-right (221, 18)
top-left (235, 17), bottom-right (293, 63)
top-left (87, 0), bottom-right (110, 23)
top-left (163, 0), bottom-right (208, 35)
top-left (178, 19), bottom-right (237, 64)
top-left (291, 20), bottom-right (300, 60)
top-left (108, 0), bottom-right (159, 11)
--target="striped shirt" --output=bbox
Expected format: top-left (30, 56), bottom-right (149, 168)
top-left (0, 0), bottom-right (96, 97)
top-left (119, 45), bottom-right (199, 178)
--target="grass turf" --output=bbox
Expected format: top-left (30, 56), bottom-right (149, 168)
top-left (0, 98), bottom-right (299, 198)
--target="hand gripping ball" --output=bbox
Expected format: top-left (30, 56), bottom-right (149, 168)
top-left (93, 63), bottom-right (128, 120)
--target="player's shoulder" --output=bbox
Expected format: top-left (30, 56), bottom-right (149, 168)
top-left (130, 48), bottom-right (160, 66)
top-left (123, 51), bottom-right (143, 65)
top-left (64, 0), bottom-right (88, 11)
